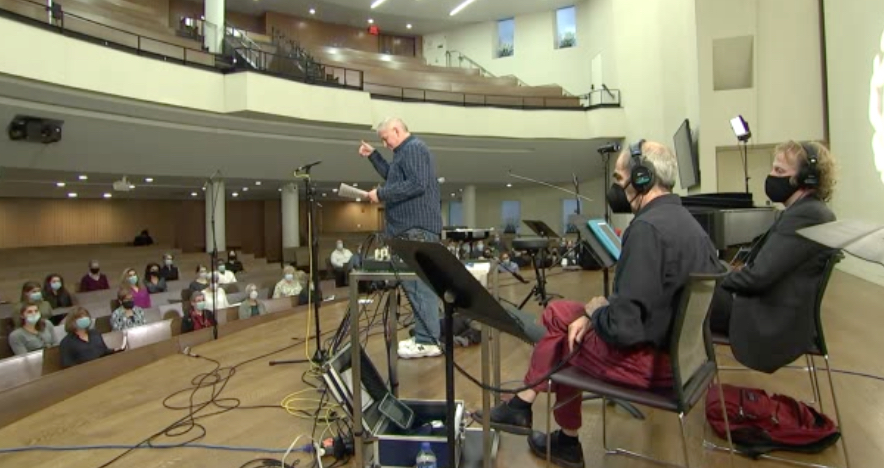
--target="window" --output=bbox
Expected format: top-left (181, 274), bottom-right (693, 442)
top-left (448, 201), bottom-right (464, 227)
top-left (556, 6), bottom-right (577, 49)
top-left (497, 18), bottom-right (515, 58)
top-left (501, 201), bottom-right (521, 233)
top-left (562, 199), bottom-right (580, 233)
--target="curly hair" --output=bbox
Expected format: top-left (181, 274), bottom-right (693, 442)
top-left (775, 140), bottom-right (837, 202)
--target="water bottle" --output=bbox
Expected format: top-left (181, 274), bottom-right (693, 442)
top-left (415, 442), bottom-right (437, 468)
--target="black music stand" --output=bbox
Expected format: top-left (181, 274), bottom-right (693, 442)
top-left (390, 239), bottom-right (534, 468)
top-left (517, 220), bottom-right (563, 308)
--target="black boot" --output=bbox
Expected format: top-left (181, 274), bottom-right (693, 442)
top-left (473, 399), bottom-right (533, 435)
top-left (527, 430), bottom-right (585, 468)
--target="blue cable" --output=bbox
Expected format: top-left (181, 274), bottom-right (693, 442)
top-left (0, 443), bottom-right (313, 454)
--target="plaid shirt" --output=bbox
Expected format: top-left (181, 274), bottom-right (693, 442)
top-left (369, 135), bottom-right (442, 237)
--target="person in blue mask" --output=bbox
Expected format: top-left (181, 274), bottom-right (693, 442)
top-left (43, 273), bottom-right (74, 309)
top-left (59, 307), bottom-right (121, 368)
top-left (120, 267), bottom-right (150, 309)
top-left (9, 303), bottom-right (57, 355)
top-left (181, 292), bottom-right (216, 334)
top-left (12, 281), bottom-right (52, 328)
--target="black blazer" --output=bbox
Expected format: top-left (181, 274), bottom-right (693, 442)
top-left (722, 196), bottom-right (836, 373)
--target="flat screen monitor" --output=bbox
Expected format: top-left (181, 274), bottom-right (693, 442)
top-left (673, 118), bottom-right (700, 189)
top-left (586, 219), bottom-right (621, 260)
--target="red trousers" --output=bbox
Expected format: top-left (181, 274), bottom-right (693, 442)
top-left (523, 300), bottom-right (673, 431)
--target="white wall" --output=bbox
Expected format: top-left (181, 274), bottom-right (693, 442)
top-left (824, 0), bottom-right (884, 285)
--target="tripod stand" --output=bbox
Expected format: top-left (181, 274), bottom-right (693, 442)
top-left (514, 241), bottom-right (555, 309)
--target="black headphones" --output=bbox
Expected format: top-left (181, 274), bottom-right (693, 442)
top-left (797, 142), bottom-right (820, 188)
top-left (629, 139), bottom-right (655, 194)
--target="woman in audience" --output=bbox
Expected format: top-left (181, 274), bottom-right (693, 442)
top-left (181, 292), bottom-right (216, 334)
top-left (202, 272), bottom-right (229, 312)
top-left (160, 253), bottom-right (179, 281)
top-left (120, 268), bottom-right (151, 308)
top-left (79, 260), bottom-right (110, 292)
top-left (9, 303), bottom-right (57, 355)
top-left (216, 259), bottom-right (237, 284)
top-left (43, 273), bottom-right (74, 309)
top-left (189, 265), bottom-right (210, 292)
top-left (111, 287), bottom-right (147, 331)
top-left (12, 281), bottom-right (52, 327)
top-left (143, 262), bottom-right (167, 294)
top-left (59, 307), bottom-right (120, 368)
top-left (238, 284), bottom-right (266, 320)
top-left (227, 250), bottom-right (244, 274)
top-left (273, 265), bottom-right (302, 299)
top-left (296, 269), bottom-right (320, 304)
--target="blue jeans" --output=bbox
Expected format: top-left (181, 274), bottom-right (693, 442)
top-left (398, 229), bottom-right (441, 345)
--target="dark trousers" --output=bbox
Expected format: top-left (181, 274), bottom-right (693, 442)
top-left (709, 286), bottom-right (733, 337)
top-left (333, 267), bottom-right (348, 287)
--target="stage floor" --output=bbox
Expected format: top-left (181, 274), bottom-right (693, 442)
top-left (0, 268), bottom-right (879, 468)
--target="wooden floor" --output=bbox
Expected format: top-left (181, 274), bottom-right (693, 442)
top-left (0, 268), bottom-right (880, 468)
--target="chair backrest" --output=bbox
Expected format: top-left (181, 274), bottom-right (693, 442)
top-left (669, 271), bottom-right (727, 409)
top-left (261, 297), bottom-right (296, 314)
top-left (125, 320), bottom-right (172, 350)
top-left (0, 350), bottom-right (44, 391)
top-left (102, 330), bottom-right (125, 350)
top-left (812, 250), bottom-right (844, 355)
top-left (50, 324), bottom-right (67, 344)
top-left (226, 291), bottom-right (247, 304)
top-left (159, 303), bottom-right (184, 320)
top-left (0, 335), bottom-right (12, 359)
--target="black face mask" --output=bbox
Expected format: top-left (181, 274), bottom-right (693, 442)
top-left (89, 268), bottom-right (100, 275)
top-left (606, 183), bottom-right (633, 214)
top-left (122, 300), bottom-right (135, 309)
top-left (765, 175), bottom-right (798, 203)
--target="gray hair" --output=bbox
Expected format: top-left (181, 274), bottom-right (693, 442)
top-left (623, 141), bottom-right (678, 191)
top-left (377, 117), bottom-right (408, 133)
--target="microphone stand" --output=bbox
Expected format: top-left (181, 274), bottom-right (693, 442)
top-left (598, 148), bottom-right (614, 296)
top-left (206, 173), bottom-right (222, 340)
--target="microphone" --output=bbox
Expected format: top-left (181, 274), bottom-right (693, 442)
top-left (597, 142), bottom-right (621, 154)
top-left (295, 161), bottom-right (323, 174)
top-left (182, 346), bottom-right (200, 358)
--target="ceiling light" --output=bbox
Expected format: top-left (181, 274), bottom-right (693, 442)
top-left (243, 187), bottom-right (249, 192)
top-left (232, 192), bottom-right (239, 197)
top-left (407, 23), bottom-right (413, 29)
top-left (255, 181), bottom-right (262, 186)
top-left (309, 7), bottom-right (315, 14)
top-left (191, 192), bottom-right (198, 197)
top-left (370, 0), bottom-right (388, 9)
top-left (451, 193), bottom-right (456, 197)
top-left (78, 175), bottom-right (88, 180)
top-left (103, 193), bottom-right (112, 199)
top-left (145, 177), bottom-right (154, 183)
top-left (355, 198), bottom-right (362, 202)
top-left (278, 188), bottom-right (282, 192)
top-left (450, 0), bottom-right (477, 16)
top-left (56, 182), bottom-right (65, 187)
top-left (352, 183), bottom-right (359, 187)
top-left (367, 18), bottom-right (374, 24)
top-left (322, 193), bottom-right (327, 197)
top-left (202, 187), bottom-right (206, 191)
top-left (129, 184), bottom-right (136, 189)
top-left (506, 183), bottom-right (512, 188)
top-left (332, 188), bottom-right (339, 193)
top-left (67, 192), bottom-right (77, 198)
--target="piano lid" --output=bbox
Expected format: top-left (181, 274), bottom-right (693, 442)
top-left (681, 192), bottom-right (755, 209)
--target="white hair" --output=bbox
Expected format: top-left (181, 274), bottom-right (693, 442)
top-left (624, 142), bottom-right (678, 191)
top-left (377, 117), bottom-right (408, 133)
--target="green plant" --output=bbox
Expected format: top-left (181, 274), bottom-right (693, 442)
top-left (497, 43), bottom-right (514, 58)
top-left (559, 32), bottom-right (576, 49)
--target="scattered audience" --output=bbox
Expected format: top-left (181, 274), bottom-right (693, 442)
top-left (330, 240), bottom-right (353, 287)
top-left (273, 265), bottom-right (302, 299)
top-left (111, 288), bottom-right (147, 331)
top-left (43, 274), bottom-right (74, 309)
top-left (202, 272), bottom-right (229, 312)
top-left (189, 265), bottom-right (210, 292)
top-left (160, 253), bottom-right (179, 281)
top-left (59, 308), bottom-right (119, 368)
top-left (12, 281), bottom-right (52, 327)
top-left (120, 268), bottom-right (151, 308)
top-left (181, 292), bottom-right (216, 334)
top-left (79, 260), bottom-right (109, 292)
top-left (9, 303), bottom-right (57, 355)
top-left (133, 229), bottom-right (154, 246)
top-left (216, 259), bottom-right (237, 284)
top-left (143, 263), bottom-right (167, 294)
top-left (238, 284), bottom-right (267, 320)
top-left (498, 253), bottom-right (520, 273)
top-left (226, 250), bottom-right (244, 274)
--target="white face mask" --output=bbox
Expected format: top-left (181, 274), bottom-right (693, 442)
top-left (336, 243), bottom-right (343, 250)
top-left (284, 273), bottom-right (294, 282)
top-left (249, 290), bottom-right (259, 300)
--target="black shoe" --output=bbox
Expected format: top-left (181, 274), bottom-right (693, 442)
top-left (473, 400), bottom-right (533, 435)
top-left (527, 430), bottom-right (585, 468)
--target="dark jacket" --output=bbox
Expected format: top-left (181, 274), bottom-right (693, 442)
top-left (721, 196), bottom-right (836, 373)
top-left (159, 265), bottom-right (179, 281)
top-left (591, 195), bottom-right (723, 349)
top-left (181, 310), bottom-right (216, 334)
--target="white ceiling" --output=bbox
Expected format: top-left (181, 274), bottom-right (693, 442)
top-left (0, 74), bottom-right (614, 201)
top-left (227, 0), bottom-right (580, 35)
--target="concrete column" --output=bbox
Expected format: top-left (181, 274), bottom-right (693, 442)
top-left (203, 0), bottom-right (225, 54)
top-left (462, 185), bottom-right (476, 228)
top-left (282, 183), bottom-right (301, 248)
top-left (205, 180), bottom-right (226, 253)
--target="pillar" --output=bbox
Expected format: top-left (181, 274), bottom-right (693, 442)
top-left (462, 185), bottom-right (476, 228)
top-left (282, 183), bottom-right (301, 248)
top-left (205, 181), bottom-right (226, 253)
top-left (203, 0), bottom-right (225, 54)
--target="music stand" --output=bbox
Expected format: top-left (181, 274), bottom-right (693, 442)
top-left (390, 239), bottom-right (534, 468)
top-left (518, 220), bottom-right (563, 308)
top-left (522, 220), bottom-right (560, 239)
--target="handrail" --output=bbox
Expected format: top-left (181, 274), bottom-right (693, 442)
top-left (231, 47), bottom-right (364, 90)
top-left (446, 50), bottom-right (533, 87)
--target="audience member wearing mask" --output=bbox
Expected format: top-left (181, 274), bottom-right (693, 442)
top-left (160, 253), bottom-right (179, 281)
top-left (43, 274), bottom-right (74, 309)
top-left (120, 268), bottom-right (151, 309)
top-left (498, 253), bottom-right (520, 273)
top-left (9, 303), bottom-right (57, 355)
top-left (143, 263), bottom-right (167, 294)
top-left (471, 241), bottom-right (485, 259)
top-left (330, 240), bottom-right (353, 287)
top-left (273, 265), bottom-right (302, 299)
top-left (226, 251), bottom-right (244, 274)
top-left (238, 284), bottom-right (267, 320)
top-left (133, 229), bottom-right (154, 246)
top-left (459, 242), bottom-right (470, 260)
top-left (60, 308), bottom-right (121, 368)
top-left (181, 292), bottom-right (216, 334)
top-left (489, 233), bottom-right (507, 254)
top-left (216, 259), bottom-right (237, 284)
top-left (12, 281), bottom-right (52, 328)
top-left (202, 272), bottom-right (230, 312)
top-left (297, 269), bottom-right (320, 304)
top-left (111, 288), bottom-right (147, 331)
top-left (189, 265), bottom-right (210, 292)
top-left (79, 260), bottom-right (110, 292)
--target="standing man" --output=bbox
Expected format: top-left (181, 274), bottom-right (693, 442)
top-left (330, 239), bottom-right (353, 287)
top-left (358, 117), bottom-right (443, 359)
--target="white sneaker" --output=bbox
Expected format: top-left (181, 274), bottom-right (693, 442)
top-left (398, 337), bottom-right (416, 350)
top-left (398, 341), bottom-right (442, 359)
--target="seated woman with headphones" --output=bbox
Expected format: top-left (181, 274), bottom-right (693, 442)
top-left (710, 140), bottom-right (837, 374)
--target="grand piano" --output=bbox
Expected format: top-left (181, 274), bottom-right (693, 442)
top-left (682, 192), bottom-right (777, 251)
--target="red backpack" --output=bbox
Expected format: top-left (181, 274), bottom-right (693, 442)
top-left (705, 384), bottom-right (841, 458)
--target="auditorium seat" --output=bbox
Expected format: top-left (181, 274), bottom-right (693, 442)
top-left (0, 335), bottom-right (12, 360)
top-left (177, 327), bottom-right (214, 350)
top-left (94, 315), bottom-right (112, 334)
top-left (125, 320), bottom-right (173, 350)
top-left (50, 324), bottom-right (66, 345)
top-left (102, 330), bottom-right (124, 351)
top-left (261, 297), bottom-right (297, 314)
top-left (41, 346), bottom-right (61, 374)
top-left (0, 350), bottom-right (43, 391)
top-left (159, 303), bottom-right (184, 320)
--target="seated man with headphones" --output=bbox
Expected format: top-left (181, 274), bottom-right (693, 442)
top-left (477, 141), bottom-right (722, 468)
top-left (710, 141), bottom-right (837, 373)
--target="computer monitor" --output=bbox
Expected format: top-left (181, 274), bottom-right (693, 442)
top-left (673, 118), bottom-right (700, 189)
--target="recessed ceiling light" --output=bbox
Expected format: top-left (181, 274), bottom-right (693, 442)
top-left (506, 183), bottom-right (513, 188)
top-left (145, 177), bottom-right (154, 183)
top-left (309, 7), bottom-right (315, 14)
top-left (191, 192), bottom-right (198, 197)
top-left (243, 187), bottom-right (249, 192)
top-left (103, 193), bottom-right (112, 199)
top-left (322, 193), bottom-right (327, 197)
top-left (129, 184), bottom-right (136, 189)
top-left (278, 188), bottom-right (282, 192)
top-left (78, 175), bottom-right (88, 180)
top-left (406, 23), bottom-right (413, 29)
top-left (450, 0), bottom-right (477, 16)
top-left (202, 187), bottom-right (207, 191)
top-left (352, 183), bottom-right (359, 187)
top-left (370, 0), bottom-right (388, 9)
top-left (56, 182), bottom-right (66, 187)
top-left (367, 18), bottom-right (374, 24)
top-left (451, 193), bottom-right (456, 197)
top-left (355, 198), bottom-right (362, 202)
top-left (232, 192), bottom-right (239, 197)
top-left (459, 188), bottom-right (463, 192)
top-left (67, 192), bottom-right (77, 198)
top-left (332, 188), bottom-right (339, 193)
top-left (255, 181), bottom-right (262, 186)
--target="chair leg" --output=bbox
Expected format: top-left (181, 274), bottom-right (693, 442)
top-left (601, 396), bottom-right (612, 453)
top-left (824, 355), bottom-right (850, 468)
top-left (546, 379), bottom-right (552, 468)
top-left (678, 413), bottom-right (691, 468)
top-left (715, 371), bottom-right (737, 468)
top-left (807, 354), bottom-right (822, 409)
